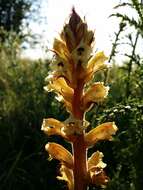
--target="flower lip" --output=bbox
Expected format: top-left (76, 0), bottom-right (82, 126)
top-left (57, 165), bottom-right (74, 190)
top-left (77, 47), bottom-right (85, 55)
top-left (88, 151), bottom-right (107, 171)
top-left (57, 62), bottom-right (64, 67)
top-left (60, 115), bottom-right (90, 137)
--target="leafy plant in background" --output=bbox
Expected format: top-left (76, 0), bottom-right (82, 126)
top-left (0, 28), bottom-right (64, 190)
top-left (41, 9), bottom-right (118, 190)
top-left (0, 0), bottom-right (42, 41)
top-left (111, 0), bottom-right (143, 37)
top-left (109, 0), bottom-right (143, 99)
top-left (89, 1), bottom-right (143, 190)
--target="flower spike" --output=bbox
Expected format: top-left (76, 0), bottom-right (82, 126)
top-left (42, 9), bottom-right (118, 190)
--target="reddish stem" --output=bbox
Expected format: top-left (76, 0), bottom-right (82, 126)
top-left (72, 67), bottom-right (88, 190)
top-left (72, 75), bottom-right (85, 117)
top-left (73, 134), bottom-right (87, 190)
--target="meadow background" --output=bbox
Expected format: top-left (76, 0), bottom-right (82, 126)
top-left (0, 0), bottom-right (143, 190)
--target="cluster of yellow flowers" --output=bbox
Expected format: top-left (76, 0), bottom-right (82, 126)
top-left (41, 9), bottom-right (118, 190)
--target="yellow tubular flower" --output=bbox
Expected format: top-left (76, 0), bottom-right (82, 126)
top-left (88, 151), bottom-right (107, 171)
top-left (44, 77), bottom-right (73, 95)
top-left (45, 143), bottom-right (73, 169)
top-left (53, 38), bottom-right (70, 60)
top-left (82, 82), bottom-right (109, 112)
top-left (57, 165), bottom-right (74, 190)
top-left (85, 51), bottom-right (108, 82)
top-left (87, 52), bottom-right (108, 72)
top-left (85, 122), bottom-right (118, 147)
top-left (51, 38), bottom-right (74, 83)
top-left (87, 151), bottom-right (108, 187)
top-left (41, 118), bottom-right (67, 139)
top-left (89, 168), bottom-right (109, 187)
top-left (44, 77), bottom-right (73, 108)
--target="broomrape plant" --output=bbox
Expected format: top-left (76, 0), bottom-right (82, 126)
top-left (41, 9), bottom-right (118, 190)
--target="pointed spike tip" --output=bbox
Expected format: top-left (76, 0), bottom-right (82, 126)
top-left (69, 7), bottom-right (82, 33)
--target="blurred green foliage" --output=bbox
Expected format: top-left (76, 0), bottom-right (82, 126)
top-left (0, 0), bottom-right (41, 39)
top-left (0, 0), bottom-right (31, 42)
top-left (0, 0), bottom-right (143, 190)
top-left (0, 32), bottom-right (68, 190)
